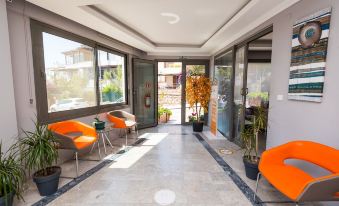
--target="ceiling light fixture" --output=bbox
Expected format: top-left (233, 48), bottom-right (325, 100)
top-left (160, 12), bottom-right (180, 24)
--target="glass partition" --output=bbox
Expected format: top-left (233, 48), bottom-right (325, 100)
top-left (246, 63), bottom-right (271, 109)
top-left (214, 51), bottom-right (233, 138)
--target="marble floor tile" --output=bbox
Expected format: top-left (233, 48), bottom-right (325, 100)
top-left (16, 125), bottom-right (254, 206)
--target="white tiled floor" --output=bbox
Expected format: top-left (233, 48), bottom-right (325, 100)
top-left (13, 125), bottom-right (332, 206)
top-left (15, 125), bottom-right (251, 205)
top-left (47, 126), bottom-right (251, 206)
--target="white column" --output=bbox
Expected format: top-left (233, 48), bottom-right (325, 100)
top-left (0, 0), bottom-right (18, 152)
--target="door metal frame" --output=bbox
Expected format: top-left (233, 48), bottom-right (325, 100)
top-left (214, 46), bottom-right (235, 140)
top-left (155, 59), bottom-right (209, 125)
top-left (182, 59), bottom-right (210, 125)
top-left (132, 58), bottom-right (158, 129)
top-left (214, 26), bottom-right (273, 143)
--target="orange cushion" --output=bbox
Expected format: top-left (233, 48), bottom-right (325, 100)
top-left (261, 165), bottom-right (313, 200)
top-left (73, 136), bottom-right (97, 150)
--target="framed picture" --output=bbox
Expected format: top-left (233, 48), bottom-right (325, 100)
top-left (288, 8), bottom-right (331, 102)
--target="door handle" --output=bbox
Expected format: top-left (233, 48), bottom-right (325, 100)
top-left (241, 88), bottom-right (248, 96)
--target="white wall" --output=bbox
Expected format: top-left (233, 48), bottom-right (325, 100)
top-left (0, 0), bottom-right (18, 152)
top-left (267, 0), bottom-right (339, 150)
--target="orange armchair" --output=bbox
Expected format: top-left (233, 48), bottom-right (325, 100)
top-left (48, 120), bottom-right (98, 177)
top-left (255, 141), bottom-right (339, 205)
top-left (107, 110), bottom-right (138, 149)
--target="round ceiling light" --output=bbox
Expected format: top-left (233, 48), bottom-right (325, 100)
top-left (160, 12), bottom-right (180, 24)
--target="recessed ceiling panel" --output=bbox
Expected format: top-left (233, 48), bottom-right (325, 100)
top-left (94, 0), bottom-right (250, 45)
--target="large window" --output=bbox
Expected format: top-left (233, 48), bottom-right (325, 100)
top-left (43, 33), bottom-right (96, 113)
top-left (98, 49), bottom-right (125, 105)
top-left (31, 20), bottom-right (127, 123)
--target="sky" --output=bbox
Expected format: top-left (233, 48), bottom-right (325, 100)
top-left (43, 32), bottom-right (84, 68)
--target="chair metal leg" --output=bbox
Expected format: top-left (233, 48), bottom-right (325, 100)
top-left (125, 128), bottom-right (128, 148)
top-left (97, 138), bottom-right (101, 159)
top-left (75, 152), bottom-right (79, 178)
top-left (135, 124), bottom-right (139, 138)
top-left (254, 173), bottom-right (296, 204)
top-left (254, 172), bottom-right (261, 203)
top-left (118, 129), bottom-right (122, 138)
top-left (101, 133), bottom-right (107, 154)
top-left (90, 141), bottom-right (95, 153)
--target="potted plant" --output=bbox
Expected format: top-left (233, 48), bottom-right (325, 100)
top-left (93, 116), bottom-right (105, 130)
top-left (186, 75), bottom-right (211, 132)
top-left (163, 108), bottom-right (172, 122)
top-left (18, 121), bottom-right (60, 196)
top-left (0, 143), bottom-right (25, 206)
top-left (158, 107), bottom-right (167, 123)
top-left (241, 106), bottom-right (268, 180)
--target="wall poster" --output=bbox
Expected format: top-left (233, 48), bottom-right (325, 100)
top-left (288, 8), bottom-right (331, 102)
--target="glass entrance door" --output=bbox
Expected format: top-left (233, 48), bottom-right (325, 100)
top-left (132, 59), bottom-right (157, 129)
top-left (183, 61), bottom-right (209, 124)
top-left (233, 45), bottom-right (248, 144)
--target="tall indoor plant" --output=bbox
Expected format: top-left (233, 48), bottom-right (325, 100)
top-left (186, 75), bottom-right (211, 132)
top-left (241, 106), bottom-right (267, 180)
top-left (0, 143), bottom-right (25, 206)
top-left (18, 121), bottom-right (61, 196)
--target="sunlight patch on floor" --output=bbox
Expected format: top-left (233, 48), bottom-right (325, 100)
top-left (108, 133), bottom-right (168, 169)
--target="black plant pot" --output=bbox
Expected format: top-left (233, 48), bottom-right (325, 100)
top-left (193, 122), bottom-right (204, 132)
top-left (243, 156), bottom-right (260, 180)
top-left (94, 121), bottom-right (106, 130)
top-left (33, 166), bottom-right (61, 196)
top-left (0, 191), bottom-right (14, 206)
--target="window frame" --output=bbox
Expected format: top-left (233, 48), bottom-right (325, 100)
top-left (31, 20), bottom-right (128, 124)
top-left (96, 45), bottom-right (128, 109)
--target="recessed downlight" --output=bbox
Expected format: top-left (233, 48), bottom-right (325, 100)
top-left (160, 12), bottom-right (180, 24)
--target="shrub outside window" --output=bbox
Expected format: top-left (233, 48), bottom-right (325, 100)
top-left (98, 49), bottom-right (126, 105)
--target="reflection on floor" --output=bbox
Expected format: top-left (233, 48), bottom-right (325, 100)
top-left (15, 125), bottom-right (329, 206)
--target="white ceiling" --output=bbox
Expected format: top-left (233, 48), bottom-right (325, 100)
top-left (94, 0), bottom-right (249, 45)
top-left (27, 0), bottom-right (300, 56)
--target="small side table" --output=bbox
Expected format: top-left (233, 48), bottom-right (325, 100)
top-left (90, 124), bottom-right (115, 157)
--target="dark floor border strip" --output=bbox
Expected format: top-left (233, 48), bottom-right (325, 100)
top-left (32, 138), bottom-right (147, 206)
top-left (194, 133), bottom-right (264, 206)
